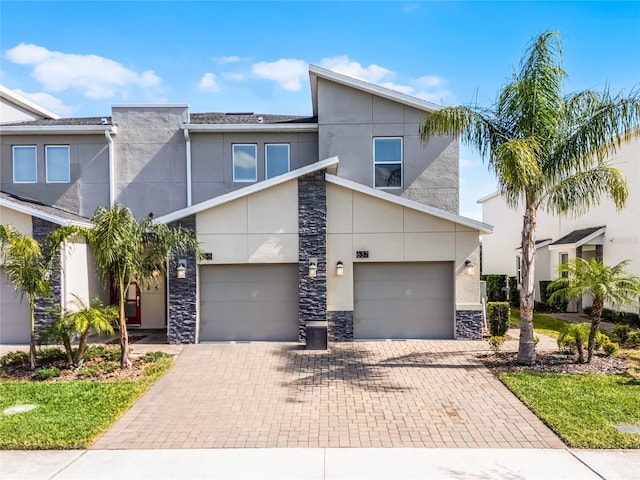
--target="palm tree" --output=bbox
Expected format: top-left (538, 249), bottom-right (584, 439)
top-left (419, 30), bottom-right (639, 364)
top-left (548, 258), bottom-right (640, 363)
top-left (0, 224), bottom-right (79, 369)
top-left (87, 204), bottom-right (201, 369)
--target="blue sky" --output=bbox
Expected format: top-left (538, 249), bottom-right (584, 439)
top-left (1, 1), bottom-right (639, 219)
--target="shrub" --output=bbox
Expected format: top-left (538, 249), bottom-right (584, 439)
top-left (482, 274), bottom-right (507, 302)
top-left (101, 361), bottom-right (119, 374)
top-left (584, 307), bottom-right (640, 328)
top-left (140, 351), bottom-right (171, 363)
top-left (594, 331), bottom-right (609, 351)
top-left (627, 330), bottom-right (640, 346)
top-left (0, 351), bottom-right (29, 367)
top-left (558, 323), bottom-right (591, 362)
top-left (76, 365), bottom-right (102, 379)
top-left (34, 366), bottom-right (61, 380)
top-left (37, 348), bottom-right (66, 365)
top-left (488, 336), bottom-right (506, 353)
top-left (508, 276), bottom-right (519, 307)
top-left (487, 302), bottom-right (510, 336)
top-left (540, 281), bottom-right (568, 313)
top-left (602, 340), bottom-right (619, 356)
top-left (613, 324), bottom-right (631, 344)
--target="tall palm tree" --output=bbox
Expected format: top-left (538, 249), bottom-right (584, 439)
top-left (419, 30), bottom-right (639, 364)
top-left (87, 204), bottom-right (201, 369)
top-left (548, 258), bottom-right (640, 363)
top-left (0, 224), bottom-right (79, 369)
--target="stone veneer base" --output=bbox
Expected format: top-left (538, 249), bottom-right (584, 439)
top-left (327, 311), bottom-right (354, 342)
top-left (455, 310), bottom-right (483, 340)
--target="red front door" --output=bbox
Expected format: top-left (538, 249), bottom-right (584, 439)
top-left (111, 281), bottom-right (142, 326)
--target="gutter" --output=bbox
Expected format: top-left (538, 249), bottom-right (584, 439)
top-left (184, 128), bottom-right (192, 207)
top-left (105, 129), bottom-right (115, 206)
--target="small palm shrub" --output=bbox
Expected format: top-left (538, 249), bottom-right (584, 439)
top-left (628, 330), bottom-right (640, 346)
top-left (613, 324), bottom-right (631, 344)
top-left (488, 336), bottom-right (506, 353)
top-left (0, 351), bottom-right (29, 367)
top-left (602, 340), bottom-right (619, 356)
top-left (558, 323), bottom-right (591, 363)
top-left (34, 366), bottom-right (61, 380)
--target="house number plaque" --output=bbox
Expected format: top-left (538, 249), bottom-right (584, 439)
top-left (356, 250), bottom-right (369, 258)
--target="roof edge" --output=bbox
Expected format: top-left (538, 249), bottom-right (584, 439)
top-left (181, 123), bottom-right (318, 133)
top-left (325, 174), bottom-right (493, 234)
top-left (0, 196), bottom-right (92, 227)
top-left (156, 156), bottom-right (340, 224)
top-left (0, 85), bottom-right (60, 120)
top-left (477, 191), bottom-right (501, 204)
top-left (0, 124), bottom-right (117, 135)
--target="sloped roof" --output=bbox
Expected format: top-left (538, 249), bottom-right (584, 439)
top-left (0, 85), bottom-right (60, 121)
top-left (0, 192), bottom-right (92, 227)
top-left (549, 226), bottom-right (606, 248)
top-left (189, 113), bottom-right (316, 125)
top-left (1, 116), bottom-right (112, 127)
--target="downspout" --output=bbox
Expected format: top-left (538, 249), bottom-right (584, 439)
top-left (105, 129), bottom-right (115, 206)
top-left (184, 128), bottom-right (192, 206)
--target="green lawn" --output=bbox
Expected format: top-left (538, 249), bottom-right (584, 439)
top-left (0, 356), bottom-right (172, 449)
top-left (501, 372), bottom-right (640, 448)
top-left (509, 309), bottom-right (570, 337)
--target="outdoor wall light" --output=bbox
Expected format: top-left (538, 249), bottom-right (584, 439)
top-left (336, 261), bottom-right (344, 276)
top-left (464, 259), bottom-right (475, 276)
top-left (308, 258), bottom-right (317, 278)
top-left (176, 260), bottom-right (187, 279)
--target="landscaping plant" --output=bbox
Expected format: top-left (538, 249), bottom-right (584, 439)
top-left (420, 30), bottom-right (640, 364)
top-left (487, 302), bottom-right (510, 336)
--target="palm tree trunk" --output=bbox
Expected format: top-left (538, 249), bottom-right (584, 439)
top-left (517, 204), bottom-right (537, 365)
top-left (29, 300), bottom-right (37, 370)
top-left (118, 279), bottom-right (131, 369)
top-left (74, 331), bottom-right (89, 367)
top-left (587, 297), bottom-right (604, 363)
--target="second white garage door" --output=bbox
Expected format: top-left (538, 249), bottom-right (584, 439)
top-left (354, 262), bottom-right (454, 340)
top-left (199, 264), bottom-right (299, 342)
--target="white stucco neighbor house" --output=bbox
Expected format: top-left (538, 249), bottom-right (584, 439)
top-left (1, 67), bottom-right (493, 345)
top-left (479, 135), bottom-right (640, 312)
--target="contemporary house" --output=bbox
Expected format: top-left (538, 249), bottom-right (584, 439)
top-left (479, 135), bottom-right (639, 311)
top-left (0, 66), bottom-right (492, 345)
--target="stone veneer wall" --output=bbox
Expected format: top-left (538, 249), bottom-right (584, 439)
top-left (327, 311), bottom-right (353, 342)
top-left (32, 217), bottom-right (61, 340)
top-left (167, 215), bottom-right (198, 344)
top-left (455, 310), bottom-right (483, 340)
top-left (297, 171), bottom-right (327, 341)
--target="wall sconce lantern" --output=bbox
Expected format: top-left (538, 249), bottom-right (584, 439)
top-left (336, 261), bottom-right (344, 276)
top-left (176, 260), bottom-right (187, 279)
top-left (308, 257), bottom-right (317, 278)
top-left (464, 259), bottom-right (475, 276)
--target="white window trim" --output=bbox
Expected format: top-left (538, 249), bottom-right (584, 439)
top-left (45, 145), bottom-right (70, 183)
top-left (232, 144), bottom-right (258, 182)
top-left (373, 137), bottom-right (403, 189)
top-left (265, 143), bottom-right (290, 179)
top-left (12, 145), bottom-right (37, 183)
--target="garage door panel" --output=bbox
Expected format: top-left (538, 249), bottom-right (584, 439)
top-left (354, 262), bottom-right (453, 340)
top-left (199, 264), bottom-right (299, 342)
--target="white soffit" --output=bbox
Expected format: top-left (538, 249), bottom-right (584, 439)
top-left (325, 174), bottom-right (493, 234)
top-left (156, 156), bottom-right (340, 224)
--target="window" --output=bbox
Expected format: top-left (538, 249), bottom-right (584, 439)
top-left (516, 256), bottom-right (521, 285)
top-left (560, 253), bottom-right (569, 278)
top-left (233, 144), bottom-right (257, 182)
top-left (12, 146), bottom-right (37, 183)
top-left (265, 144), bottom-right (290, 179)
top-left (46, 145), bottom-right (70, 183)
top-left (373, 137), bottom-right (402, 188)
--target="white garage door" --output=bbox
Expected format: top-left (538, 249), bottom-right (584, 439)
top-left (199, 264), bottom-right (299, 342)
top-left (0, 268), bottom-right (30, 344)
top-left (354, 262), bottom-right (454, 339)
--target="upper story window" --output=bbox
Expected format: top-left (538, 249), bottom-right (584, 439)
top-left (373, 137), bottom-right (402, 188)
top-left (12, 146), bottom-right (37, 183)
top-left (45, 145), bottom-right (70, 183)
top-left (233, 144), bottom-right (257, 182)
top-left (265, 144), bottom-right (290, 179)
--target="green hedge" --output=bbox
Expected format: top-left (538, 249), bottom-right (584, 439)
top-left (487, 302), bottom-right (510, 336)
top-left (508, 276), bottom-right (519, 307)
top-left (482, 274), bottom-right (507, 302)
top-left (583, 306), bottom-right (640, 328)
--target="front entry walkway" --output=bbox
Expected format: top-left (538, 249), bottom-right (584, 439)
top-left (93, 341), bottom-right (564, 449)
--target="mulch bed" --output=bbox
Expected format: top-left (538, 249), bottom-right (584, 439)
top-left (479, 351), bottom-right (629, 375)
top-left (106, 335), bottom-right (147, 345)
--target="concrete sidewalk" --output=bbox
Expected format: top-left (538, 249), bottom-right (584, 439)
top-left (1, 448), bottom-right (638, 480)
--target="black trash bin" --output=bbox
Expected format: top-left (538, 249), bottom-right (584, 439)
top-left (306, 321), bottom-right (328, 350)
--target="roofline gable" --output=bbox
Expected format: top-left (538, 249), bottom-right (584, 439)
top-left (156, 156), bottom-right (340, 224)
top-left (309, 65), bottom-right (443, 117)
top-left (0, 196), bottom-right (92, 227)
top-left (0, 85), bottom-right (60, 121)
top-left (325, 174), bottom-right (493, 234)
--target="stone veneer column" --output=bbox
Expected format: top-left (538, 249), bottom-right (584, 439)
top-left (167, 215), bottom-right (198, 344)
top-left (327, 311), bottom-right (354, 341)
top-left (32, 217), bottom-right (62, 340)
top-left (298, 172), bottom-right (327, 341)
top-left (455, 310), bottom-right (483, 340)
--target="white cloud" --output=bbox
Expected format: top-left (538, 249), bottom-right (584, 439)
top-left (251, 58), bottom-right (308, 91)
top-left (414, 75), bottom-right (444, 88)
top-left (5, 43), bottom-right (161, 99)
top-left (199, 72), bottom-right (220, 92)
top-left (222, 72), bottom-right (245, 81)
top-left (319, 55), bottom-right (394, 83)
top-left (13, 89), bottom-right (76, 117)
top-left (216, 55), bottom-right (243, 64)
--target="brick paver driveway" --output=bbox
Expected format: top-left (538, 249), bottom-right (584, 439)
top-left (93, 341), bottom-right (564, 449)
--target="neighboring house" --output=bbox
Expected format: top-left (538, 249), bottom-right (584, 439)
top-left (0, 67), bottom-right (491, 345)
top-left (0, 85), bottom-right (60, 124)
top-left (479, 135), bottom-right (640, 311)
